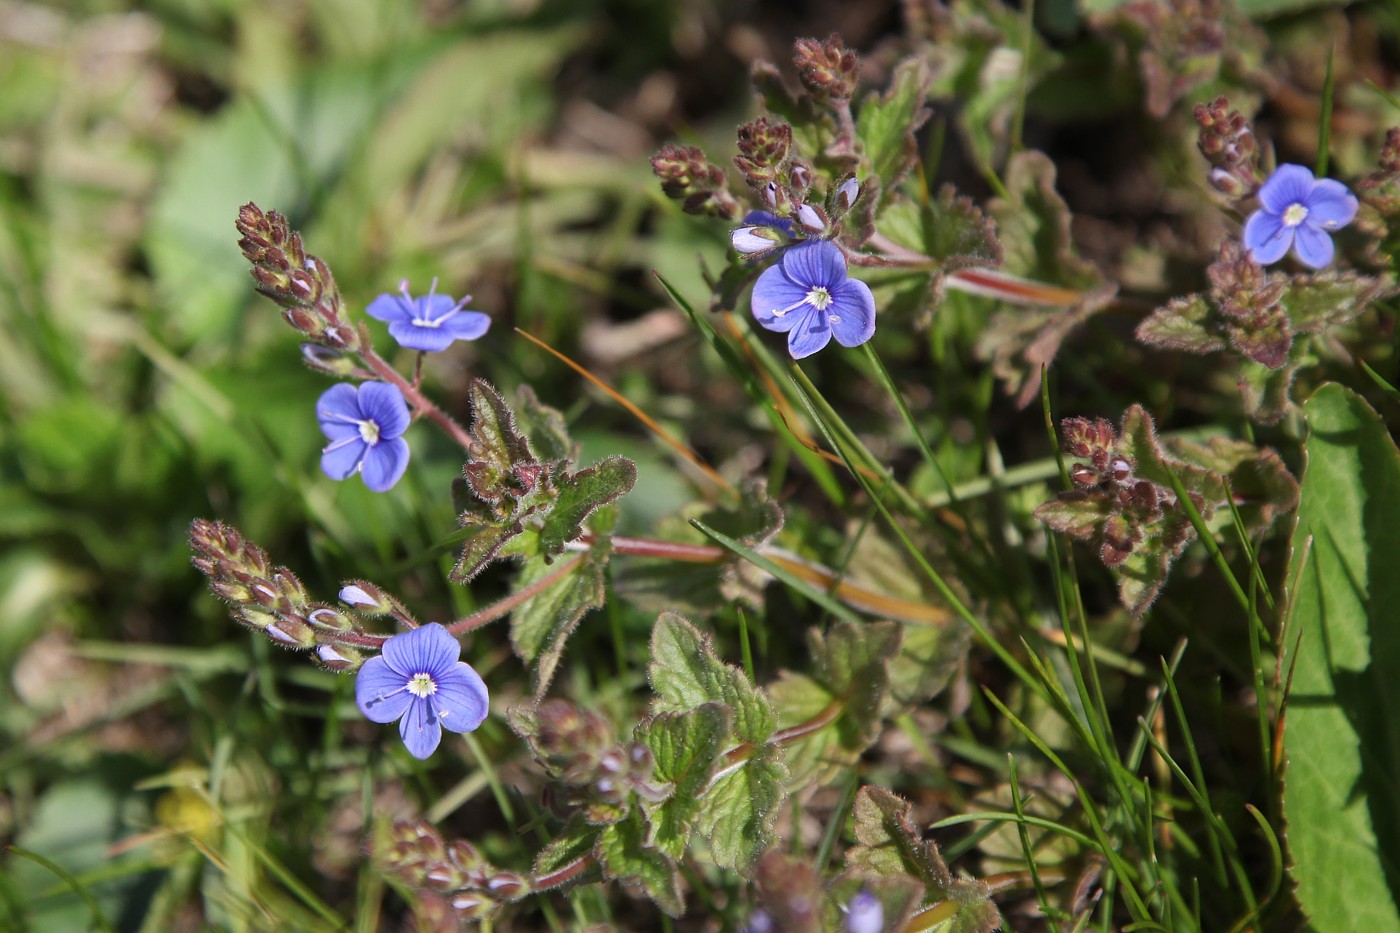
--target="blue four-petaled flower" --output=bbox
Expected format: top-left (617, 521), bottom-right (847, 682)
top-left (354, 622), bottom-right (489, 760)
top-left (317, 381), bottom-right (412, 492)
top-left (1243, 164), bottom-right (1358, 269)
top-left (751, 239), bottom-right (876, 359)
top-left (367, 278), bottom-right (490, 353)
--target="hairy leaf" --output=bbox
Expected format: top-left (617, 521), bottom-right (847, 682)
top-left (648, 612), bottom-right (776, 744)
top-left (1136, 294), bottom-right (1228, 354)
top-left (595, 811), bottom-right (683, 917)
top-left (695, 743), bottom-right (787, 872)
top-left (537, 455), bottom-right (636, 557)
top-left (510, 530), bottom-right (611, 697)
top-left (856, 58), bottom-right (931, 190)
top-left (637, 704), bottom-right (729, 858)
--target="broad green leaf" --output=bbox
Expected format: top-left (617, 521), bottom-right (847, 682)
top-left (1135, 294), bottom-right (1229, 355)
top-left (694, 743), bottom-right (788, 872)
top-left (1283, 384), bottom-right (1400, 932)
top-left (1280, 270), bottom-right (1388, 334)
top-left (536, 455), bottom-right (636, 557)
top-left (510, 533), bottom-right (610, 697)
top-left (515, 384), bottom-right (575, 463)
top-left (856, 58), bottom-right (931, 189)
top-left (533, 814), bottom-right (600, 881)
top-left (648, 612), bottom-right (776, 744)
top-left (812, 621), bottom-right (902, 748)
top-left (595, 811), bottom-right (683, 917)
top-left (989, 150), bottom-right (1100, 289)
top-left (637, 704), bottom-right (729, 858)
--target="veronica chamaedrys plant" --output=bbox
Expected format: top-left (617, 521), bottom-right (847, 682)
top-left (317, 381), bottom-right (412, 492)
top-left (367, 278), bottom-right (491, 353)
top-left (751, 239), bottom-right (875, 358)
top-left (1244, 163), bottom-right (1359, 269)
top-left (355, 622), bottom-right (490, 760)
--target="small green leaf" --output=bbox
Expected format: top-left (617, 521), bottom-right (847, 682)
top-left (922, 184), bottom-right (1004, 272)
top-left (989, 150), bottom-right (1101, 289)
top-left (1283, 384), bottom-right (1400, 933)
top-left (695, 743), bottom-right (788, 872)
top-left (1280, 270), bottom-right (1389, 333)
top-left (812, 621), bottom-right (902, 747)
top-left (595, 811), bottom-right (684, 917)
top-left (533, 814), bottom-right (601, 880)
top-left (637, 704), bottom-right (729, 858)
top-left (514, 384), bottom-right (575, 463)
top-left (510, 535), bottom-right (611, 697)
top-left (1136, 294), bottom-right (1229, 355)
top-left (856, 58), bottom-right (931, 190)
top-left (537, 456), bottom-right (637, 558)
top-left (648, 612), bottom-right (776, 744)
top-left (847, 785), bottom-right (952, 891)
top-left (1033, 492), bottom-right (1117, 540)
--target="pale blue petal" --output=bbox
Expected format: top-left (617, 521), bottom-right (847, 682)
top-left (1243, 210), bottom-right (1292, 265)
top-left (830, 278), bottom-right (877, 348)
top-left (435, 663), bottom-right (490, 734)
top-left (751, 265), bottom-right (810, 333)
top-left (358, 382), bottom-right (411, 439)
top-left (1258, 164), bottom-right (1315, 215)
top-left (321, 438), bottom-right (367, 480)
top-left (788, 310), bottom-right (833, 358)
top-left (782, 239), bottom-right (845, 289)
top-left (382, 622), bottom-right (460, 678)
top-left (320, 419), bottom-right (360, 443)
top-left (389, 320), bottom-right (459, 353)
top-left (441, 311), bottom-right (490, 342)
top-left (1292, 224), bottom-right (1335, 269)
top-left (416, 294), bottom-right (458, 322)
top-left (316, 383), bottom-right (362, 424)
top-left (400, 699), bottom-right (443, 759)
top-left (366, 293), bottom-right (414, 323)
top-left (1305, 179), bottom-right (1358, 229)
top-left (361, 436), bottom-right (410, 492)
top-left (355, 656), bottom-right (414, 723)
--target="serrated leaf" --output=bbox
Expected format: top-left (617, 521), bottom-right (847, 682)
top-left (510, 535), bottom-right (610, 697)
top-left (637, 704), bottom-right (729, 858)
top-left (1164, 435), bottom-right (1299, 532)
top-left (812, 621), bottom-right (902, 748)
top-left (537, 456), bottom-right (636, 558)
top-left (648, 612), bottom-right (776, 744)
top-left (695, 743), bottom-right (787, 871)
top-left (1136, 294), bottom-right (1229, 355)
top-left (1280, 270), bottom-right (1390, 333)
top-left (856, 58), bottom-right (931, 190)
top-left (1034, 492), bottom-right (1118, 540)
top-left (595, 811), bottom-right (684, 917)
top-left (514, 384), bottom-right (575, 463)
top-left (923, 184), bottom-right (1004, 272)
top-left (462, 379), bottom-right (540, 503)
top-left (888, 622), bottom-right (971, 708)
top-left (989, 149), bottom-right (1101, 288)
top-left (1116, 405), bottom-right (1220, 507)
top-left (766, 670), bottom-right (837, 787)
top-left (533, 814), bottom-right (601, 880)
top-left (1282, 384), bottom-right (1400, 933)
top-left (976, 284), bottom-right (1117, 408)
top-left (848, 785), bottom-right (953, 891)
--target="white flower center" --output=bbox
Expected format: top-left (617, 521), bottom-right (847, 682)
top-left (1282, 203), bottom-right (1309, 227)
top-left (407, 672), bottom-right (437, 698)
top-left (806, 286), bottom-right (833, 310)
top-left (357, 418), bottom-right (381, 446)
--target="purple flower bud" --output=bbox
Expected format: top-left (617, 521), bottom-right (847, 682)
top-left (845, 890), bottom-right (884, 933)
top-left (795, 202), bottom-right (828, 235)
top-left (301, 343), bottom-right (358, 376)
top-left (789, 162), bottom-right (812, 193)
top-left (339, 581), bottom-right (390, 611)
top-left (733, 225), bottom-right (785, 254)
top-left (836, 175), bottom-right (861, 213)
top-left (315, 643), bottom-right (363, 672)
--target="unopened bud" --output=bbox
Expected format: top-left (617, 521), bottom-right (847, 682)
top-left (795, 202), bottom-right (828, 235)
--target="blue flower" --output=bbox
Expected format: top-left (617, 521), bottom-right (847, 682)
top-left (355, 623), bottom-right (489, 760)
top-left (366, 278), bottom-right (490, 353)
top-left (751, 239), bottom-right (876, 358)
top-left (317, 381), bottom-right (411, 492)
top-left (1243, 164), bottom-right (1358, 269)
top-left (845, 890), bottom-right (884, 933)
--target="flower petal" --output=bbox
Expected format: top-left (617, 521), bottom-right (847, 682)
top-left (317, 383), bottom-right (363, 424)
top-left (788, 309), bottom-right (833, 358)
top-left (416, 293), bottom-right (458, 322)
top-left (399, 699), bottom-right (443, 759)
top-left (435, 663), bottom-right (490, 734)
top-left (382, 622), bottom-right (461, 678)
top-left (1257, 163), bottom-right (1316, 215)
top-left (361, 436), bottom-right (410, 492)
top-left (441, 311), bottom-right (491, 342)
top-left (388, 320), bottom-right (459, 353)
top-left (1304, 179), bottom-right (1358, 230)
top-left (781, 239), bottom-right (846, 289)
top-left (366, 293), bottom-right (413, 323)
top-left (751, 265), bottom-right (811, 334)
top-left (321, 437), bottom-right (367, 480)
top-left (355, 656), bottom-right (414, 723)
top-left (829, 278), bottom-right (877, 348)
top-left (357, 382), bottom-right (411, 439)
top-left (1292, 224), bottom-right (1335, 269)
top-left (1243, 209), bottom-right (1292, 266)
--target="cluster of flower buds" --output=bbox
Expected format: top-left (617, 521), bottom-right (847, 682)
top-left (189, 519), bottom-right (366, 669)
top-left (793, 33), bottom-right (859, 106)
top-left (378, 820), bottom-right (531, 921)
top-left (235, 202), bottom-right (362, 351)
top-left (1193, 96), bottom-right (1263, 200)
top-left (650, 144), bottom-right (740, 219)
top-left (515, 700), bottom-right (670, 824)
top-left (1205, 240), bottom-right (1291, 367)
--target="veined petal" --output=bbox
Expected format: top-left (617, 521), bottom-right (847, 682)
top-left (388, 320), bottom-right (459, 353)
top-left (1258, 164), bottom-right (1316, 215)
top-left (416, 293), bottom-right (458, 322)
top-left (1305, 179), bottom-right (1358, 229)
top-left (355, 656), bottom-right (415, 723)
top-left (361, 436), bottom-right (410, 492)
top-left (1292, 224), bottom-right (1335, 269)
top-left (321, 437), bottom-right (367, 480)
top-left (316, 383), bottom-right (363, 424)
top-left (320, 419), bottom-right (361, 443)
top-left (435, 663), bottom-right (490, 733)
top-left (399, 699), bottom-right (443, 759)
top-left (781, 239), bottom-right (846, 289)
top-left (752, 265), bottom-right (811, 334)
top-left (366, 293), bottom-right (413, 323)
top-left (788, 310), bottom-right (833, 358)
top-left (441, 311), bottom-right (490, 342)
top-left (382, 622), bottom-right (461, 678)
top-left (829, 278), bottom-right (877, 348)
top-left (1243, 210), bottom-right (1292, 265)
top-left (358, 382), bottom-right (411, 439)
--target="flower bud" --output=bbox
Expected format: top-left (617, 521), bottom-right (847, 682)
top-left (315, 643), bottom-right (363, 672)
top-left (338, 580), bottom-right (394, 613)
top-left (795, 202), bottom-right (828, 236)
top-left (301, 343), bottom-right (359, 377)
top-left (793, 34), bottom-right (859, 105)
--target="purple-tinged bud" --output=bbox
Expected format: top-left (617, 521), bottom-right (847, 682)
top-left (1208, 167), bottom-right (1246, 197)
top-left (486, 872), bottom-right (530, 900)
top-left (733, 225), bottom-right (785, 255)
top-left (264, 617), bottom-right (315, 647)
top-left (834, 175), bottom-right (862, 213)
top-left (795, 202), bottom-right (828, 235)
top-left (793, 34), bottom-right (860, 105)
top-left (283, 307), bottom-right (320, 336)
top-left (301, 343), bottom-right (359, 376)
top-left (306, 604), bottom-right (354, 632)
top-left (1070, 464), bottom-right (1100, 487)
top-left (845, 890), bottom-right (884, 933)
top-left (789, 162), bottom-right (812, 194)
top-left (734, 117), bottom-right (793, 186)
top-left (339, 580), bottom-right (393, 613)
top-left (315, 643), bottom-right (362, 672)
top-left (287, 269), bottom-right (318, 304)
top-left (449, 893), bottom-right (496, 918)
top-left (1109, 457), bottom-right (1132, 482)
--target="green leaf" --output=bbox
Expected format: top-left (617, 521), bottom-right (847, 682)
top-left (637, 704), bottom-right (729, 858)
top-left (856, 58), bottom-right (931, 190)
top-left (695, 743), bottom-right (788, 872)
top-left (1237, 339), bottom-right (1315, 425)
top-left (1033, 492), bottom-right (1118, 540)
top-left (1282, 384), bottom-right (1400, 932)
top-left (1135, 294), bottom-right (1229, 355)
top-left (812, 621), bottom-right (902, 747)
top-left (989, 150), bottom-right (1101, 289)
top-left (648, 612), bottom-right (776, 744)
top-left (514, 384), bottom-right (575, 463)
top-left (537, 455), bottom-right (636, 558)
top-left (532, 814), bottom-right (600, 884)
top-left (595, 811), bottom-right (683, 917)
top-left (921, 184), bottom-right (1004, 272)
top-left (1280, 270), bottom-right (1389, 334)
top-left (510, 534), bottom-right (611, 698)
top-left (847, 785), bottom-right (952, 890)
